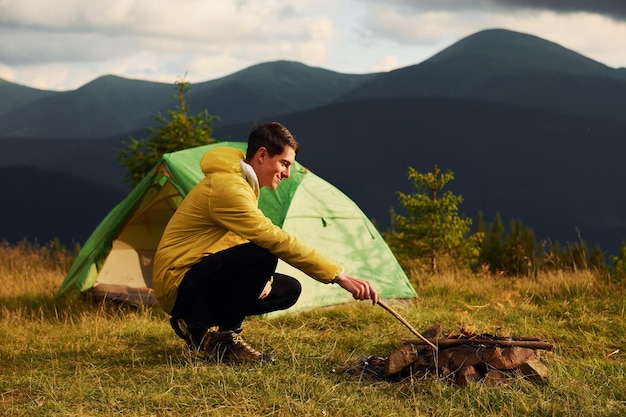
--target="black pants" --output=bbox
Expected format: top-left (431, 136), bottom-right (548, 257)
top-left (171, 243), bottom-right (302, 331)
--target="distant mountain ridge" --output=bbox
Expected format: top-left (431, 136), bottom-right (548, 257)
top-left (187, 61), bottom-right (379, 124)
top-left (0, 62), bottom-right (377, 139)
top-left (429, 29), bottom-right (621, 78)
top-left (0, 79), bottom-right (58, 117)
top-left (2, 29), bottom-right (625, 140)
top-left (2, 28), bottom-right (626, 255)
top-left (2, 166), bottom-right (126, 244)
top-left (336, 29), bottom-right (626, 121)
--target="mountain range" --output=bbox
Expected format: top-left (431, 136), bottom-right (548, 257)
top-left (2, 28), bottom-right (626, 256)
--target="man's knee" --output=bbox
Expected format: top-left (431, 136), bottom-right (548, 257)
top-left (273, 273), bottom-right (302, 306)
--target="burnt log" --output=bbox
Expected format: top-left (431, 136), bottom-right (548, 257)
top-left (410, 353), bottom-right (437, 376)
top-left (403, 338), bottom-right (555, 351)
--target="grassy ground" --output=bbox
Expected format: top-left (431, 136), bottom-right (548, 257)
top-left (1, 242), bottom-right (625, 416)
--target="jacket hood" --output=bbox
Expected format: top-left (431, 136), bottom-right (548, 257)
top-left (200, 146), bottom-right (245, 176)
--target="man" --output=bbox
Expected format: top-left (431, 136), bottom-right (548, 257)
top-left (153, 121), bottom-right (378, 364)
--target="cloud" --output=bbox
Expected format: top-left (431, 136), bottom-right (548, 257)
top-left (0, 0), bottom-right (335, 59)
top-left (362, 7), bottom-right (481, 45)
top-left (370, 54), bottom-right (401, 72)
top-left (356, 0), bottom-right (626, 21)
top-left (491, 0), bottom-right (626, 21)
top-left (0, 28), bottom-right (137, 65)
top-left (0, 0), bottom-right (340, 89)
top-left (0, 0), bottom-right (336, 43)
top-left (1, 0), bottom-right (625, 90)
top-left (357, 1), bottom-right (626, 69)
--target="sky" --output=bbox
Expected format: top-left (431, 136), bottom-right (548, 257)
top-left (1, 0), bottom-right (626, 91)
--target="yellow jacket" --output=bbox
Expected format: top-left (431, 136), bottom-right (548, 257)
top-left (153, 146), bottom-right (342, 313)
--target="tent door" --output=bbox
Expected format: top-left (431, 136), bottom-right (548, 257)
top-left (90, 239), bottom-right (157, 306)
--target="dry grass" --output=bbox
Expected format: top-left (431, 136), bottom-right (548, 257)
top-left (1, 242), bottom-right (625, 416)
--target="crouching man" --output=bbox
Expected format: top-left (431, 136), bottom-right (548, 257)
top-left (153, 121), bottom-right (378, 363)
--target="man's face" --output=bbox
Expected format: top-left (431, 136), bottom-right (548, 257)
top-left (255, 146), bottom-right (296, 190)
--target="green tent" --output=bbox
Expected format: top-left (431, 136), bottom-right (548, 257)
top-left (57, 141), bottom-right (416, 314)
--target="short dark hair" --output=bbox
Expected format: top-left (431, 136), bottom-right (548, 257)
top-left (246, 121), bottom-right (299, 160)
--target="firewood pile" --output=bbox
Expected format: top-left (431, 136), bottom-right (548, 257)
top-left (349, 324), bottom-right (555, 387)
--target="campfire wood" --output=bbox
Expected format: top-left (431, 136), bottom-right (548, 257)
top-left (377, 300), bottom-right (438, 351)
top-left (377, 324), bottom-right (555, 386)
top-left (402, 338), bottom-right (555, 351)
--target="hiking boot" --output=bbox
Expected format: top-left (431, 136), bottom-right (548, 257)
top-left (170, 317), bottom-right (209, 351)
top-left (206, 328), bottom-right (275, 364)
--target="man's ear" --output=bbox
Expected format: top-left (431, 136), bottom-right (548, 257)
top-left (256, 147), bottom-right (267, 162)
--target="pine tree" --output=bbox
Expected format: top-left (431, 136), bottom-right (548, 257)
top-left (480, 212), bottom-right (506, 272)
top-left (548, 241), bottom-right (565, 270)
top-left (389, 165), bottom-right (477, 272)
top-left (475, 211), bottom-right (486, 236)
top-left (503, 218), bottom-right (536, 275)
top-left (609, 242), bottom-right (626, 283)
top-left (587, 245), bottom-right (605, 272)
top-left (117, 78), bottom-right (219, 186)
top-left (570, 240), bottom-right (588, 271)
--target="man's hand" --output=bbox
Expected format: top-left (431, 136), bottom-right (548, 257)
top-left (334, 272), bottom-right (379, 305)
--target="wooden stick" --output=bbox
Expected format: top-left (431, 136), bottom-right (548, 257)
top-left (402, 338), bottom-right (555, 351)
top-left (377, 300), bottom-right (438, 351)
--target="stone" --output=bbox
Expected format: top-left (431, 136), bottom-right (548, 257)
top-left (519, 357), bottom-right (549, 381)
top-left (384, 344), bottom-right (420, 376)
top-left (456, 365), bottom-right (484, 387)
top-left (449, 344), bottom-right (484, 370)
top-left (482, 346), bottom-right (537, 370)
